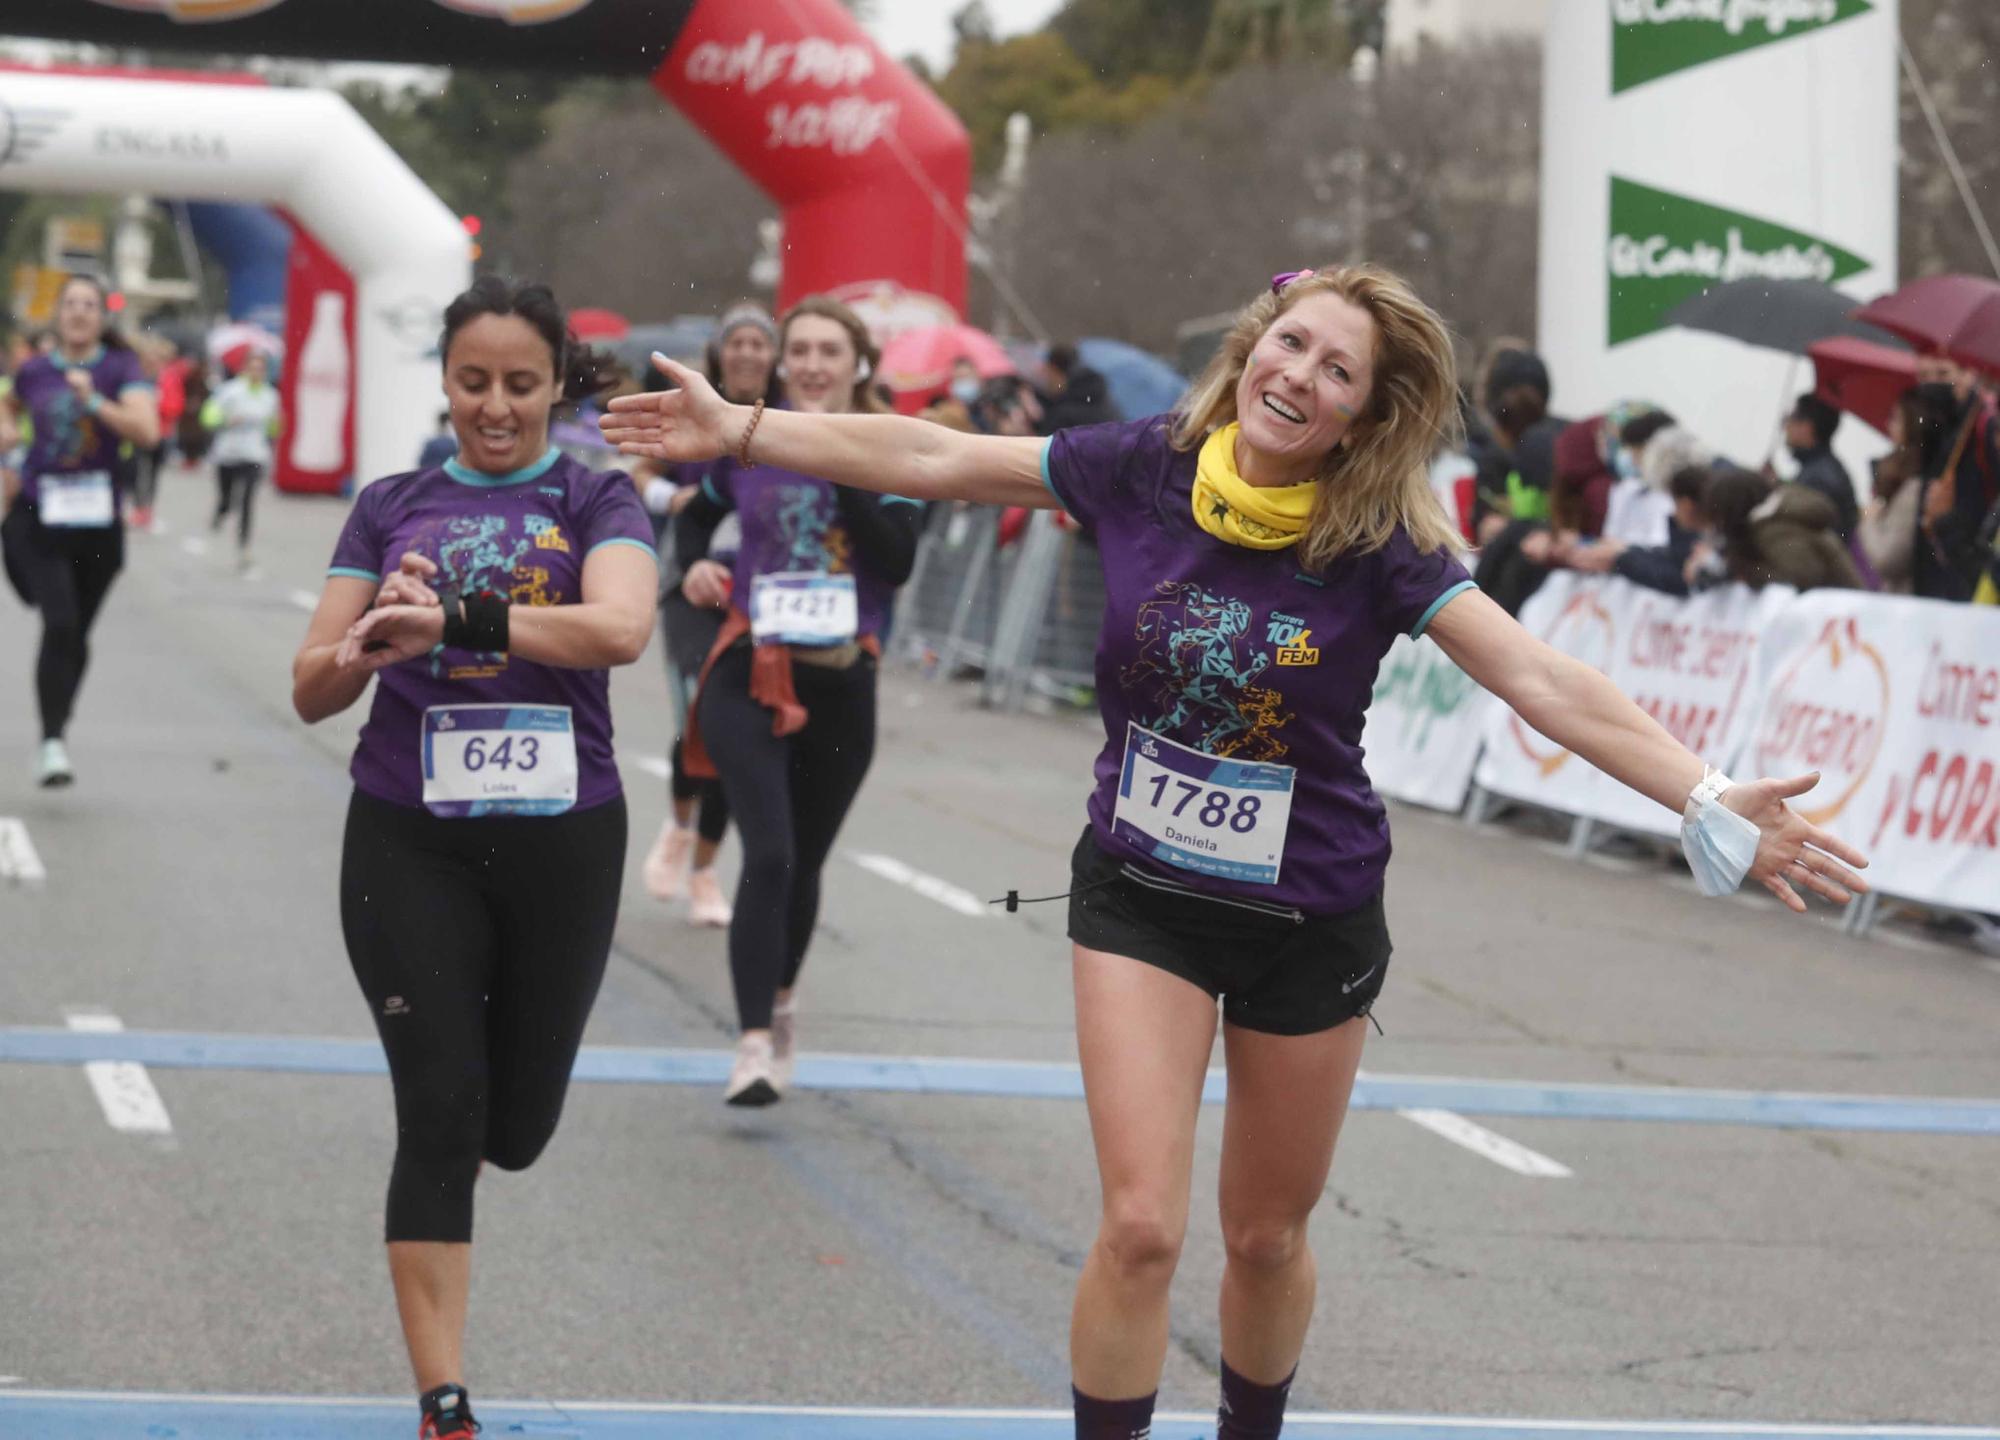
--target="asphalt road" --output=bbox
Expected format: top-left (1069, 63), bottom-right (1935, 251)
top-left (1, 468), bottom-right (1996, 1435)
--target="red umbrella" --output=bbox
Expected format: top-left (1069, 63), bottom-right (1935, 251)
top-left (1851, 274), bottom-right (2000, 375)
top-left (1807, 336), bottom-right (1918, 436)
top-left (568, 307), bottom-right (630, 342)
top-left (879, 323), bottom-right (1015, 410)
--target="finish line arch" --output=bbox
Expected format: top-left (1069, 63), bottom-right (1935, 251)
top-left (0, 68), bottom-right (468, 490)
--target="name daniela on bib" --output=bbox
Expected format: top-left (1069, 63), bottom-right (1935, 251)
top-left (421, 704), bottom-right (578, 818)
top-left (1111, 723), bottom-right (1295, 885)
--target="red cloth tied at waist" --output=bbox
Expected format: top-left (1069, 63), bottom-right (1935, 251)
top-left (682, 608), bottom-right (879, 780)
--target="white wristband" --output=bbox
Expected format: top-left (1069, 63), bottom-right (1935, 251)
top-left (1683, 767), bottom-right (1733, 824)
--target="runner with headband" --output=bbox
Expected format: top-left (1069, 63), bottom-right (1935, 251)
top-left (605, 263), bottom-right (1869, 1439)
top-left (293, 276), bottom-right (656, 1440)
top-left (670, 295), bottom-right (921, 1106)
top-left (0, 274), bottom-right (159, 788)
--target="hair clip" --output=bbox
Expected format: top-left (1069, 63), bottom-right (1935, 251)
top-left (1271, 269), bottom-right (1316, 294)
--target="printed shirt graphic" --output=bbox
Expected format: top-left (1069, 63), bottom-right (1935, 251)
top-left (327, 450), bottom-right (655, 811)
top-left (1044, 416), bottom-right (1475, 915)
top-left (701, 458), bottom-right (914, 641)
top-left (13, 348), bottom-right (151, 504)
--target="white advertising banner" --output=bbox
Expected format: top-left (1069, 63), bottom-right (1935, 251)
top-left (1475, 575), bottom-right (1791, 838)
top-left (1745, 592), bottom-right (2000, 914)
top-left (1363, 635), bottom-right (1487, 813)
top-left (1539, 1), bottom-right (1899, 476)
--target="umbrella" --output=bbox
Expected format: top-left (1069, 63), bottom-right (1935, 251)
top-left (1807, 336), bottom-right (1918, 436)
top-left (1078, 337), bottom-right (1188, 420)
top-left (568, 307), bottom-right (630, 342)
top-left (879, 324), bottom-right (1015, 405)
top-left (1666, 278), bottom-right (1904, 356)
top-left (1851, 274), bottom-right (2000, 375)
top-left (205, 321), bottom-right (282, 373)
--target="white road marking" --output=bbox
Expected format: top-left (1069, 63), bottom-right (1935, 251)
top-left (847, 851), bottom-right (986, 918)
top-left (1398, 1108), bottom-right (1572, 1177)
top-left (63, 1012), bottom-right (173, 1137)
top-left (635, 754), bottom-right (672, 781)
top-left (0, 819), bottom-right (46, 885)
top-left (179, 536), bottom-right (207, 557)
top-left (287, 589), bottom-right (320, 613)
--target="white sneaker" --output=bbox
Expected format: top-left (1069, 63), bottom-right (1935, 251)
top-left (643, 821), bottom-right (693, 901)
top-left (770, 998), bottom-right (797, 1094)
top-left (687, 867), bottom-right (733, 927)
top-left (36, 738), bottom-right (73, 789)
top-left (725, 1032), bottom-right (780, 1108)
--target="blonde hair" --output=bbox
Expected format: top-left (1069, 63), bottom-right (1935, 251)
top-left (779, 295), bottom-right (890, 415)
top-left (1172, 264), bottom-right (1464, 568)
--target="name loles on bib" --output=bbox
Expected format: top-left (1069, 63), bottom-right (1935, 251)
top-left (421, 704), bottom-right (578, 818)
top-left (1111, 723), bottom-right (1295, 885)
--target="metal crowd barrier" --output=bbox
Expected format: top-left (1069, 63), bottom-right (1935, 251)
top-left (889, 505), bottom-right (1103, 711)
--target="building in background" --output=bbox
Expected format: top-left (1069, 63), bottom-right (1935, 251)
top-left (1384, 0), bottom-right (1547, 55)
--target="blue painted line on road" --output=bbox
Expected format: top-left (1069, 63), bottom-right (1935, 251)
top-left (3, 1027), bottom-right (1999, 1136)
top-left (5, 1395), bottom-right (2000, 1440)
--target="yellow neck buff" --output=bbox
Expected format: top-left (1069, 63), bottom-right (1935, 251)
top-left (1191, 423), bottom-right (1317, 550)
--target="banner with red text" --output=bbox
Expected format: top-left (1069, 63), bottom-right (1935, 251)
top-left (1474, 574), bottom-right (1795, 839)
top-left (1745, 591), bottom-right (2000, 914)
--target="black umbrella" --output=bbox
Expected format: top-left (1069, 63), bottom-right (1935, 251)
top-left (1667, 278), bottom-right (1906, 357)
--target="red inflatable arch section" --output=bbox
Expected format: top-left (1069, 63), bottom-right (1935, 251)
top-left (6, 0), bottom-right (972, 326)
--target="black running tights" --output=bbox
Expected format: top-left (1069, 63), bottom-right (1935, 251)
top-left (24, 522), bottom-right (123, 742)
top-left (339, 790), bottom-right (627, 1243)
top-left (698, 647), bottom-right (876, 1032)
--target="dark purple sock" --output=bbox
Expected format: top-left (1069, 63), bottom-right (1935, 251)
top-left (1073, 1384), bottom-right (1156, 1440)
top-left (1216, 1358), bottom-right (1296, 1439)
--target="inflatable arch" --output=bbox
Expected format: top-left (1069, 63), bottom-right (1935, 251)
top-left (1, 0), bottom-right (973, 486)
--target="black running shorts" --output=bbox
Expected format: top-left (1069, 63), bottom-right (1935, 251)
top-left (1066, 827), bottom-right (1390, 1036)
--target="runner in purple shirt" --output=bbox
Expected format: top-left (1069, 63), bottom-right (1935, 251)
top-left (0, 274), bottom-right (160, 788)
top-left (604, 264), bottom-right (1870, 1440)
top-left (668, 295), bottom-right (922, 1107)
top-left (291, 277), bottom-right (656, 1440)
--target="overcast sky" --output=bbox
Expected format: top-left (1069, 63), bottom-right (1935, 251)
top-left (862, 0), bottom-right (1067, 72)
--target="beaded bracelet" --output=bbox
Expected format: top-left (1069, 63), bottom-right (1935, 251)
top-left (736, 397), bottom-right (766, 469)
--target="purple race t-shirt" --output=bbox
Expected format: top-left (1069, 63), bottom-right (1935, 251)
top-left (13, 348), bottom-right (152, 506)
top-left (701, 459), bottom-right (916, 641)
top-left (1043, 415), bottom-right (1476, 915)
top-left (327, 449), bottom-right (655, 812)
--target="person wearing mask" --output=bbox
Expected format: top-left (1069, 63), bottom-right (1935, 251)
top-left (669, 296), bottom-right (921, 1105)
top-left (1038, 341), bottom-right (1116, 431)
top-left (203, 350), bottom-right (283, 572)
top-left (637, 301), bottom-right (780, 919)
top-left (1559, 463), bottom-right (1711, 597)
top-left (919, 355), bottom-right (985, 432)
top-left (292, 277), bottom-right (656, 1440)
top-left (1702, 467), bottom-right (1861, 592)
top-left (0, 274), bottom-right (160, 787)
top-left (1780, 393), bottom-right (1858, 541)
top-left (604, 262), bottom-right (1868, 1440)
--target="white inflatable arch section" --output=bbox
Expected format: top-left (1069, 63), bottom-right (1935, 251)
top-left (1, 70), bottom-right (470, 485)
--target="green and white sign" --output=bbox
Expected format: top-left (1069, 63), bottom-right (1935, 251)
top-left (1612, 0), bottom-right (1874, 94)
top-left (1607, 176), bottom-right (1871, 345)
top-left (1539, 2), bottom-right (1896, 473)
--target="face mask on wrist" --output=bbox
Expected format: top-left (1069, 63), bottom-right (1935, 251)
top-left (1681, 770), bottom-right (1760, 896)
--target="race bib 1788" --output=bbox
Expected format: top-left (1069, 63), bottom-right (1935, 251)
top-left (1111, 723), bottom-right (1295, 885)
